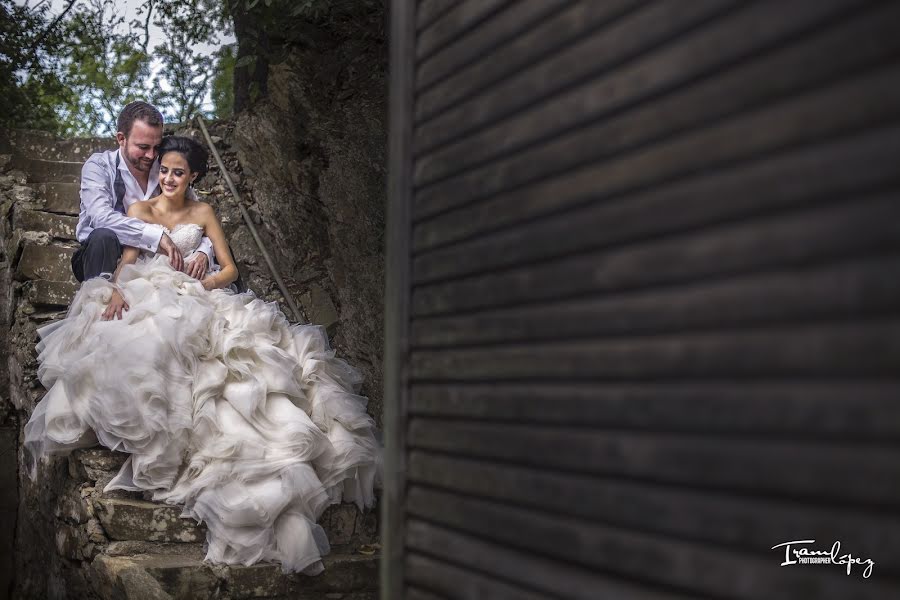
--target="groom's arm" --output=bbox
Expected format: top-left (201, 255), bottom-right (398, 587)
top-left (80, 156), bottom-right (165, 252)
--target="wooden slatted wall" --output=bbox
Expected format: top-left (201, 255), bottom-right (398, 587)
top-left (385, 1), bottom-right (900, 598)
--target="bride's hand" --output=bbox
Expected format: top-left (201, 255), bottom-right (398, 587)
top-left (200, 274), bottom-right (218, 291)
top-left (184, 252), bottom-right (208, 280)
top-left (101, 289), bottom-right (129, 321)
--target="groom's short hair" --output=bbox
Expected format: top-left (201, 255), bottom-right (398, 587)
top-left (117, 101), bottom-right (164, 138)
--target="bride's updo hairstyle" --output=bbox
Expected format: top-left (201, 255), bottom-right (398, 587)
top-left (158, 136), bottom-right (210, 184)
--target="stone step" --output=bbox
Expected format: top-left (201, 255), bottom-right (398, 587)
top-left (26, 279), bottom-right (79, 307)
top-left (13, 207), bottom-right (78, 240)
top-left (34, 182), bottom-right (81, 215)
top-left (72, 448), bottom-right (380, 548)
top-left (3, 129), bottom-right (114, 162)
top-left (92, 542), bottom-right (379, 600)
top-left (94, 498), bottom-right (206, 544)
top-left (14, 242), bottom-right (77, 283)
top-left (11, 156), bottom-right (82, 183)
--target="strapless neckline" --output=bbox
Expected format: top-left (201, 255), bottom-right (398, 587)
top-left (161, 222), bottom-right (203, 235)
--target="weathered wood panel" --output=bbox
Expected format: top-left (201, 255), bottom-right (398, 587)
top-left (411, 320), bottom-right (900, 381)
top-left (413, 59), bottom-right (900, 248)
top-left (406, 554), bottom-right (553, 600)
top-left (416, 0), bottom-right (571, 93)
top-left (413, 0), bottom-right (900, 249)
top-left (389, 0), bottom-right (900, 596)
top-left (410, 485), bottom-right (900, 580)
top-left (415, 0), bottom-right (513, 62)
top-left (406, 508), bottom-right (897, 599)
top-left (415, 0), bottom-right (641, 122)
top-left (413, 0), bottom-right (860, 170)
top-left (406, 586), bottom-right (448, 600)
top-left (407, 457), bottom-right (900, 575)
top-left (407, 519), bottom-right (697, 600)
top-left (413, 127), bottom-right (900, 279)
top-left (410, 254), bottom-right (900, 347)
top-left (408, 420), bottom-right (900, 504)
top-left (416, 0), bottom-right (459, 32)
top-left (408, 452), bottom-right (900, 581)
top-left (412, 192), bottom-right (900, 316)
top-left (407, 381), bottom-right (900, 439)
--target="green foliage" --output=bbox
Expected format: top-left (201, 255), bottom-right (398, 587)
top-left (0, 0), bottom-right (73, 134)
top-left (58, 0), bottom-right (155, 135)
top-left (1, 0), bottom-right (381, 135)
top-left (2, 0), bottom-right (234, 136)
top-left (211, 44), bottom-right (236, 119)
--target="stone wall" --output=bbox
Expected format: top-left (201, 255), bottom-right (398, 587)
top-left (205, 33), bottom-right (389, 428)
top-left (0, 130), bottom-right (107, 599)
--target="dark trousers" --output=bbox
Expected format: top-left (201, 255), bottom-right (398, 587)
top-left (71, 228), bottom-right (122, 282)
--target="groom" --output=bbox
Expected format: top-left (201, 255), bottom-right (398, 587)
top-left (71, 101), bottom-right (215, 282)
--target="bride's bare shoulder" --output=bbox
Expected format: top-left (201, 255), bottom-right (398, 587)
top-left (189, 200), bottom-right (215, 221)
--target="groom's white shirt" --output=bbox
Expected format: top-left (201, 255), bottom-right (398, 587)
top-left (76, 148), bottom-right (215, 262)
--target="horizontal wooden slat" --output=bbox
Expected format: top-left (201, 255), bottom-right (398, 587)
top-left (416, 0), bottom-right (459, 32)
top-left (407, 519), bottom-right (696, 600)
top-left (411, 254), bottom-right (900, 347)
top-left (409, 453), bottom-right (900, 563)
top-left (406, 554), bottom-right (553, 600)
top-left (412, 190), bottom-right (900, 316)
top-left (415, 116), bottom-right (900, 281)
top-left (415, 0), bottom-right (642, 123)
top-left (412, 0), bottom-right (900, 253)
top-left (415, 0), bottom-right (742, 156)
top-left (409, 455), bottom-right (900, 572)
top-left (411, 319), bottom-right (900, 381)
top-left (416, 0), bottom-right (570, 93)
top-left (411, 486), bottom-right (900, 580)
top-left (408, 420), bottom-right (900, 506)
top-left (414, 62), bottom-right (900, 257)
top-left (407, 586), bottom-right (448, 600)
top-left (416, 0), bottom-right (512, 61)
top-left (413, 0), bottom-right (858, 175)
top-left (407, 502), bottom-right (898, 599)
top-left (407, 380), bottom-right (900, 439)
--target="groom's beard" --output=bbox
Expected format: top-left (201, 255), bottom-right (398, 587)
top-left (129, 156), bottom-right (154, 172)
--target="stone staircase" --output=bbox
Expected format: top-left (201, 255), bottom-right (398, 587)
top-left (0, 129), bottom-right (380, 600)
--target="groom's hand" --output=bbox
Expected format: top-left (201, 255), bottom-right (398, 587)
top-left (158, 233), bottom-right (184, 272)
top-left (184, 252), bottom-right (208, 279)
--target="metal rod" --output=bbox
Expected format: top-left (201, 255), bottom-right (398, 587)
top-left (194, 115), bottom-right (305, 323)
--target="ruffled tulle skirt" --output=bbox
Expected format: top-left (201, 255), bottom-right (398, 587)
top-left (24, 254), bottom-right (382, 574)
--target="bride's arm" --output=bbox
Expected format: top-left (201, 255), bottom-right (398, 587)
top-left (198, 203), bottom-right (238, 290)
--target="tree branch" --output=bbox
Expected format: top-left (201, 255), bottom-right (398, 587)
top-left (140, 0), bottom-right (155, 52)
top-left (28, 0), bottom-right (79, 70)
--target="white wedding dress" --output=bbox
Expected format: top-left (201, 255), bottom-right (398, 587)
top-left (24, 223), bottom-right (382, 574)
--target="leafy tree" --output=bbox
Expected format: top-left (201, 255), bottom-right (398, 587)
top-left (0, 0), bottom-right (73, 134)
top-left (58, 0), bottom-right (155, 135)
top-left (211, 43), bottom-right (236, 118)
top-left (148, 0), bottom-right (230, 122)
top-left (2, 0), bottom-right (234, 135)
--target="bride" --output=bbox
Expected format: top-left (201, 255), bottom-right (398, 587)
top-left (24, 135), bottom-right (382, 575)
